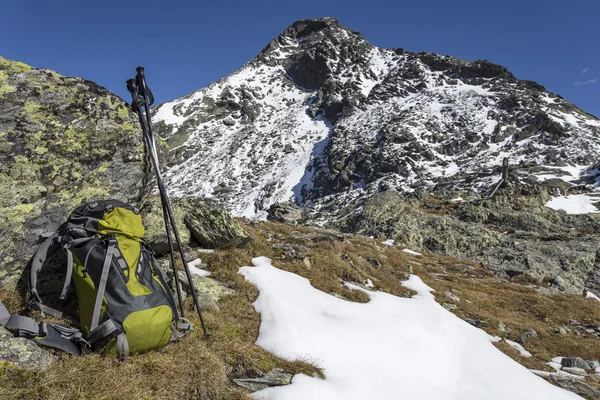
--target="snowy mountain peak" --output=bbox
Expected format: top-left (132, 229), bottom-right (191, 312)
top-left (152, 18), bottom-right (600, 219)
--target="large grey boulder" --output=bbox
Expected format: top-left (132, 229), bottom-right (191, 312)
top-left (141, 197), bottom-right (252, 255)
top-left (562, 357), bottom-right (592, 371)
top-left (267, 202), bottom-right (304, 225)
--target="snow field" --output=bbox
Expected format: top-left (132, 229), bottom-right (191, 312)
top-left (238, 257), bottom-right (582, 399)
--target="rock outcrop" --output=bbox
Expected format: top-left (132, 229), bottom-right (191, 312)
top-left (141, 196), bottom-right (251, 255)
top-left (0, 57), bottom-right (146, 288)
top-left (328, 186), bottom-right (600, 294)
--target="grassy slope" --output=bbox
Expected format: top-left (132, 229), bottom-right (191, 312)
top-left (1, 220), bottom-right (599, 399)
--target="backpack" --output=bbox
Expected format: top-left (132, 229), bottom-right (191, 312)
top-left (0, 200), bottom-right (189, 361)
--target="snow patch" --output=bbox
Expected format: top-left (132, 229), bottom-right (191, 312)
top-left (505, 339), bottom-right (532, 357)
top-left (546, 194), bottom-right (600, 214)
top-left (187, 258), bottom-right (211, 277)
top-left (586, 291), bottom-right (600, 302)
top-left (403, 249), bottom-right (422, 256)
top-left (238, 258), bottom-right (581, 399)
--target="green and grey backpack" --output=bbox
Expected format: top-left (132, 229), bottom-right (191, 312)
top-left (0, 200), bottom-right (189, 361)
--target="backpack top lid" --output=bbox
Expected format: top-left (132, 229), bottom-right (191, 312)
top-left (65, 200), bottom-right (144, 241)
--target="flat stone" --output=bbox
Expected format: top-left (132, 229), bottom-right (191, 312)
top-left (442, 303), bottom-right (457, 312)
top-left (233, 368), bottom-right (293, 392)
top-left (556, 327), bottom-right (568, 335)
top-left (561, 367), bottom-right (588, 376)
top-left (562, 357), bottom-right (591, 370)
top-left (444, 291), bottom-right (460, 302)
top-left (465, 318), bottom-right (489, 328)
top-left (515, 329), bottom-right (538, 344)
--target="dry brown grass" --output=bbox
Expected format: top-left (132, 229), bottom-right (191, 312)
top-left (410, 256), bottom-right (600, 374)
top-left (1, 219), bottom-right (600, 399)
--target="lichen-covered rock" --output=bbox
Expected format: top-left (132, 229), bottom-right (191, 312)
top-left (0, 57), bottom-right (146, 289)
top-left (176, 270), bottom-right (234, 311)
top-left (267, 202), bottom-right (304, 225)
top-left (180, 197), bottom-right (252, 249)
top-left (0, 327), bottom-right (54, 370)
top-left (515, 329), bottom-right (538, 344)
top-left (561, 357), bottom-right (592, 371)
top-left (140, 196), bottom-right (191, 255)
top-left (141, 196), bottom-right (251, 254)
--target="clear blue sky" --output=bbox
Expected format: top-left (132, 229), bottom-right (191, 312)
top-left (1, 0), bottom-right (598, 117)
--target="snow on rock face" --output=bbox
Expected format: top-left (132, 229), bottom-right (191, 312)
top-left (238, 257), bottom-right (582, 400)
top-left (153, 17), bottom-right (600, 219)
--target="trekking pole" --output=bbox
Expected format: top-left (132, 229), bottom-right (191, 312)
top-left (126, 67), bottom-right (210, 339)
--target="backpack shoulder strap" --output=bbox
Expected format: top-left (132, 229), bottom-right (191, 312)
top-left (30, 232), bottom-right (62, 298)
top-left (28, 232), bottom-right (70, 319)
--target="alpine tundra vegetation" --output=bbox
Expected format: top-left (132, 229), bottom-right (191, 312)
top-left (1, 17), bottom-right (600, 400)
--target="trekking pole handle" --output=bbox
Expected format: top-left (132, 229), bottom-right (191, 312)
top-left (135, 66), bottom-right (154, 107)
top-left (135, 67), bottom-right (147, 96)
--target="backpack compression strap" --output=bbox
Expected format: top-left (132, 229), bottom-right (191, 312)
top-left (0, 299), bottom-right (84, 356)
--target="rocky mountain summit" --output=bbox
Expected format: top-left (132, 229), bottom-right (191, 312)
top-left (152, 17), bottom-right (600, 219)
